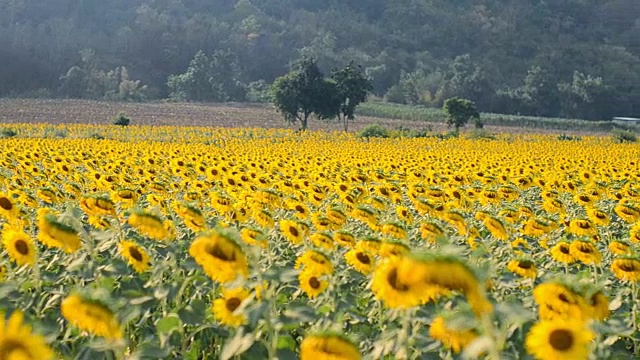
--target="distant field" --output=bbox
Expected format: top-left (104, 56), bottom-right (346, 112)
top-left (0, 98), bottom-right (622, 135)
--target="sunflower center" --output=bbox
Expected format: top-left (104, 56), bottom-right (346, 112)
top-left (0, 197), bottom-right (12, 211)
top-left (549, 329), bottom-right (574, 351)
top-left (129, 247), bottom-right (143, 262)
top-left (619, 263), bottom-right (636, 272)
top-left (356, 252), bottom-right (371, 264)
top-left (14, 239), bottom-right (29, 255)
top-left (226, 297), bottom-right (241, 312)
top-left (0, 339), bottom-right (30, 359)
top-left (518, 260), bottom-right (533, 269)
top-left (309, 276), bottom-right (321, 289)
top-left (578, 246), bottom-right (592, 254)
top-left (560, 245), bottom-right (570, 255)
top-left (387, 268), bottom-right (409, 291)
top-left (206, 243), bottom-right (235, 261)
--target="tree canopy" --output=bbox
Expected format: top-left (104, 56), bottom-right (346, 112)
top-left (0, 0), bottom-right (638, 119)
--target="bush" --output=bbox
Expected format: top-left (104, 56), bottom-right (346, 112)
top-left (89, 133), bottom-right (106, 140)
top-left (434, 130), bottom-right (460, 140)
top-left (611, 129), bottom-right (637, 143)
top-left (54, 129), bottom-right (68, 138)
top-left (389, 125), bottom-right (432, 138)
top-left (557, 134), bottom-right (582, 141)
top-left (358, 124), bottom-right (389, 138)
top-left (466, 129), bottom-right (496, 140)
top-left (0, 128), bottom-right (17, 138)
top-left (113, 113), bottom-right (131, 126)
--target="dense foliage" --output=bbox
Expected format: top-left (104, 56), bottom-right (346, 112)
top-left (0, 0), bottom-right (638, 119)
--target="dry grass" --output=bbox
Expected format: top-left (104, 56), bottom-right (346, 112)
top-left (0, 99), bottom-right (588, 135)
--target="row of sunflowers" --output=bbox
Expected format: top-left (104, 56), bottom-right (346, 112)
top-left (0, 124), bottom-right (639, 359)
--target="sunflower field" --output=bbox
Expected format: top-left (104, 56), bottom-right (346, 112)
top-left (0, 124), bottom-right (639, 360)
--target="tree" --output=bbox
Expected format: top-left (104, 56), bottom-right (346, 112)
top-left (270, 58), bottom-right (339, 131)
top-left (330, 62), bottom-right (373, 131)
top-left (443, 97), bottom-right (480, 131)
top-left (167, 50), bottom-right (246, 102)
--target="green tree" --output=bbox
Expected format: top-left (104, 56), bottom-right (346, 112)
top-left (443, 97), bottom-right (480, 131)
top-left (167, 50), bottom-right (246, 102)
top-left (330, 62), bottom-right (373, 131)
top-left (270, 58), bottom-right (339, 131)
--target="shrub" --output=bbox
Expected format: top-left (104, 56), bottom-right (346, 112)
top-left (113, 113), bottom-right (131, 126)
top-left (0, 128), bottom-right (17, 138)
top-left (557, 134), bottom-right (582, 141)
top-left (54, 129), bottom-right (68, 138)
top-left (466, 129), bottom-right (496, 140)
top-left (89, 133), bottom-right (106, 140)
top-left (358, 124), bottom-right (389, 138)
top-left (611, 129), bottom-right (637, 143)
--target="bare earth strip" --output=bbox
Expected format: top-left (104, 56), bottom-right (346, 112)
top-left (0, 99), bottom-right (581, 134)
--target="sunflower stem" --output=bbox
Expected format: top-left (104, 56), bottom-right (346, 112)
top-left (632, 281), bottom-right (639, 355)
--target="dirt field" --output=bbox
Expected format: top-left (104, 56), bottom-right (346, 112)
top-left (0, 98), bottom-right (588, 135)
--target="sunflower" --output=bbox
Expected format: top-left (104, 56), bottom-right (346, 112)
top-left (344, 249), bottom-right (375, 274)
top-left (355, 237), bottom-right (381, 255)
top-left (173, 202), bottom-right (206, 233)
top-left (240, 227), bottom-right (267, 248)
top-left (0, 310), bottom-right (54, 360)
top-left (295, 250), bottom-right (333, 275)
top-left (300, 333), bottom-right (361, 360)
top-left (429, 316), bottom-right (478, 354)
top-left (381, 222), bottom-right (407, 239)
top-left (614, 202), bottom-right (640, 223)
top-left (525, 320), bottom-right (593, 360)
top-left (79, 195), bottom-right (116, 217)
top-left (396, 206), bottom-right (414, 224)
top-left (419, 222), bottom-right (445, 243)
top-left (128, 211), bottom-right (170, 241)
top-left (507, 259), bottom-right (537, 279)
top-left (0, 192), bottom-right (19, 220)
top-left (279, 220), bottom-right (305, 246)
top-left (379, 241), bottom-right (410, 258)
top-left (608, 241), bottom-right (631, 255)
top-left (542, 198), bottom-right (565, 215)
top-left (573, 193), bottom-right (594, 208)
top-left (587, 208), bottom-right (610, 227)
top-left (211, 287), bottom-right (250, 327)
top-left (611, 257), bottom-right (640, 282)
top-left (569, 240), bottom-right (601, 265)
top-left (370, 259), bottom-right (426, 309)
top-left (312, 215), bottom-right (335, 231)
top-left (188, 229), bottom-right (249, 283)
top-left (587, 291), bottom-right (610, 320)
top-left (253, 208), bottom-right (275, 228)
top-left (87, 215), bottom-right (111, 230)
top-left (0, 264), bottom-right (6, 281)
top-left (550, 242), bottom-right (575, 264)
top-left (533, 283), bottom-right (589, 321)
top-left (36, 209), bottom-right (82, 253)
top-left (299, 269), bottom-right (329, 299)
top-left (568, 219), bottom-right (598, 237)
top-left (1, 227), bottom-right (36, 266)
top-left (118, 240), bottom-right (151, 273)
top-left (309, 232), bottom-right (335, 250)
top-left (334, 231), bottom-right (356, 248)
top-left (630, 223), bottom-right (640, 244)
top-left (61, 293), bottom-right (122, 340)
top-left (326, 208), bottom-right (347, 226)
top-left (484, 216), bottom-right (509, 241)
top-left (288, 200), bottom-right (310, 220)
top-left (397, 255), bottom-right (490, 314)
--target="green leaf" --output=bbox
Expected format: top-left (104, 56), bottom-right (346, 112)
top-left (220, 330), bottom-right (255, 360)
top-left (276, 335), bottom-right (297, 351)
top-left (156, 313), bottom-right (182, 335)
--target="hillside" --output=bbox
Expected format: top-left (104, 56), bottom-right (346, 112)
top-left (0, 0), bottom-right (638, 119)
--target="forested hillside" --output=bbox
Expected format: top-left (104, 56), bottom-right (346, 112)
top-left (0, 0), bottom-right (638, 119)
